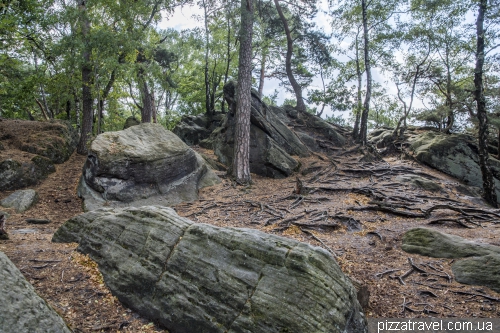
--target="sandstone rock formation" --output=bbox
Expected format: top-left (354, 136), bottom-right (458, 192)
top-left (211, 82), bottom-right (307, 178)
top-left (0, 251), bottom-right (72, 333)
top-left (53, 206), bottom-right (367, 333)
top-left (173, 113), bottom-right (224, 146)
top-left (402, 228), bottom-right (500, 292)
top-left (0, 119), bottom-right (78, 191)
top-left (78, 123), bottom-right (220, 211)
top-left (369, 128), bottom-right (500, 202)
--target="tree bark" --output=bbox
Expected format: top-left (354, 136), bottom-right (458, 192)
top-left (358, 0), bottom-right (372, 145)
top-left (474, 0), bottom-right (498, 207)
top-left (77, 0), bottom-right (93, 155)
top-left (141, 77), bottom-right (153, 123)
top-left (232, 0), bottom-right (254, 184)
top-left (221, 9), bottom-right (232, 114)
top-left (258, 47), bottom-right (267, 99)
top-left (203, 0), bottom-right (213, 117)
top-left (352, 28), bottom-right (362, 139)
top-left (273, 0), bottom-right (306, 113)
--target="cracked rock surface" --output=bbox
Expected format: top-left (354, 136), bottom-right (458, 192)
top-left (0, 251), bottom-right (72, 333)
top-left (53, 206), bottom-right (366, 333)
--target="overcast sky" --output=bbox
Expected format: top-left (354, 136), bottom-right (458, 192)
top-left (157, 2), bottom-right (392, 119)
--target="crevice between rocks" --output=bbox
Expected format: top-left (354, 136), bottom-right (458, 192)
top-left (151, 225), bottom-right (190, 299)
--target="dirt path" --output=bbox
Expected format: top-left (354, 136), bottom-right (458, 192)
top-left (1, 146), bottom-right (499, 332)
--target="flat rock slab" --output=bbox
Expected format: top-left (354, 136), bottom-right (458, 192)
top-left (0, 251), bottom-right (72, 333)
top-left (1, 189), bottom-right (38, 213)
top-left (402, 228), bottom-right (500, 292)
top-left (53, 206), bottom-right (367, 333)
top-left (78, 123), bottom-right (220, 211)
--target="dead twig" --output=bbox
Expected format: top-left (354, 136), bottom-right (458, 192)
top-left (300, 228), bottom-right (337, 257)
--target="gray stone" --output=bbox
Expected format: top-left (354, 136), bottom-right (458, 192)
top-left (173, 113), bottom-right (224, 146)
top-left (0, 158), bottom-right (55, 191)
top-left (0, 251), bottom-right (72, 333)
top-left (402, 228), bottom-right (500, 259)
top-left (212, 82), bottom-right (310, 178)
top-left (395, 175), bottom-right (442, 192)
top-left (78, 123), bottom-right (220, 211)
top-left (452, 254), bottom-right (500, 293)
top-left (53, 206), bottom-right (367, 333)
top-left (402, 228), bottom-right (500, 292)
top-left (409, 131), bottom-right (500, 202)
top-left (1, 189), bottom-right (38, 213)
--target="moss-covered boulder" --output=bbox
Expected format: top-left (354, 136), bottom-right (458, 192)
top-left (0, 251), bottom-right (72, 332)
top-left (402, 228), bottom-right (500, 292)
top-left (409, 131), bottom-right (500, 201)
top-left (53, 206), bottom-right (367, 333)
top-left (0, 119), bottom-right (78, 191)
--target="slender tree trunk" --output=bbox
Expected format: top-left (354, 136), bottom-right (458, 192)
top-left (66, 100), bottom-right (71, 120)
top-left (203, 0), bottom-right (213, 117)
top-left (232, 0), bottom-right (254, 184)
top-left (77, 0), bottom-right (93, 155)
top-left (273, 0), bottom-right (306, 113)
top-left (352, 28), bottom-right (362, 139)
top-left (74, 91), bottom-right (81, 130)
top-left (222, 11), bottom-right (232, 114)
top-left (141, 78), bottom-right (153, 123)
top-left (258, 47), bottom-right (267, 99)
top-left (35, 98), bottom-right (49, 120)
top-left (359, 0), bottom-right (371, 144)
top-left (475, 0), bottom-right (497, 207)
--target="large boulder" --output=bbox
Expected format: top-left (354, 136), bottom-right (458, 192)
top-left (212, 82), bottom-right (312, 178)
top-left (402, 228), bottom-right (500, 292)
top-left (53, 206), bottom-right (367, 333)
top-left (409, 131), bottom-right (500, 200)
top-left (0, 119), bottom-right (78, 191)
top-left (173, 113), bottom-right (224, 146)
top-left (0, 251), bottom-right (72, 333)
top-left (78, 123), bottom-right (220, 211)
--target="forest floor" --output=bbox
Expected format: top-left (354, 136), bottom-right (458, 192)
top-left (1, 141), bottom-right (500, 332)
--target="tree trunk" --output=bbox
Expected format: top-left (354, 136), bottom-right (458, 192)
top-left (203, 0), bottom-right (213, 117)
top-left (352, 29), bottom-right (362, 139)
top-left (358, 0), bottom-right (371, 145)
top-left (258, 47), bottom-right (267, 99)
top-left (221, 11), bottom-right (232, 114)
top-left (232, 0), bottom-right (254, 184)
top-left (273, 0), bottom-right (306, 113)
top-left (474, 0), bottom-right (497, 207)
top-left (141, 78), bottom-right (153, 123)
top-left (77, 0), bottom-right (93, 155)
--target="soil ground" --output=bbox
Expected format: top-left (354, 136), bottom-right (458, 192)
top-left (1, 138), bottom-right (500, 332)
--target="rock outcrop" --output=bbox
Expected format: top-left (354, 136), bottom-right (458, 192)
top-left (369, 128), bottom-right (500, 202)
top-left (402, 228), bottom-right (500, 292)
top-left (0, 189), bottom-right (38, 213)
top-left (0, 251), bottom-right (72, 333)
top-left (53, 206), bottom-right (367, 333)
top-left (78, 123), bottom-right (220, 211)
top-left (0, 119), bottom-right (78, 191)
top-left (409, 131), bottom-right (500, 201)
top-left (173, 113), bottom-right (224, 146)
top-left (211, 83), bottom-right (303, 178)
